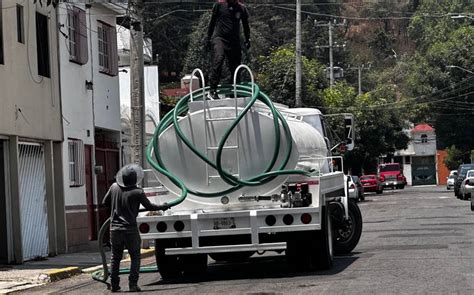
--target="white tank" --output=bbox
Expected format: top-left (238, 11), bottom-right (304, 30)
top-left (154, 98), bottom-right (329, 210)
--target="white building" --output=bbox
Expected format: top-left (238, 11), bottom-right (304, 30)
top-left (117, 26), bottom-right (160, 166)
top-left (0, 0), bottom-right (65, 263)
top-left (57, 2), bottom-right (126, 252)
top-left (395, 124), bottom-right (437, 186)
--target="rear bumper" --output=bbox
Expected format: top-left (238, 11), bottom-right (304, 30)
top-left (383, 180), bottom-right (404, 187)
top-left (138, 207), bottom-right (322, 255)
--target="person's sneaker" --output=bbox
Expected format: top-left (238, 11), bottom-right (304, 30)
top-left (207, 90), bottom-right (219, 100)
top-left (129, 285), bottom-right (142, 292)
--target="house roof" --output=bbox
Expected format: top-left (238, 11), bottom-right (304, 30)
top-left (411, 123), bottom-right (434, 133)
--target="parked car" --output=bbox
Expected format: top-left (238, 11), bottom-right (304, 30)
top-left (348, 175), bottom-right (365, 201)
top-left (446, 174), bottom-right (456, 190)
top-left (360, 174), bottom-right (383, 194)
top-left (454, 164), bottom-right (474, 198)
top-left (459, 170), bottom-right (474, 200)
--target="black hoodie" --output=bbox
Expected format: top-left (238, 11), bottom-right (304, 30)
top-left (103, 177), bottom-right (165, 231)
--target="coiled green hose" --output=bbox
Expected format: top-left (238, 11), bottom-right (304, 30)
top-left (146, 82), bottom-right (312, 208)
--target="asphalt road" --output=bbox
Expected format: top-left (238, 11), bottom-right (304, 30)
top-left (24, 186), bottom-right (474, 294)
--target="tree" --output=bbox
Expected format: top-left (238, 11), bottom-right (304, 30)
top-left (257, 44), bottom-right (327, 107)
top-left (444, 145), bottom-right (466, 170)
top-left (322, 82), bottom-right (410, 173)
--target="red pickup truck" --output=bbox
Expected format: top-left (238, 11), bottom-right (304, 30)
top-left (378, 163), bottom-right (407, 189)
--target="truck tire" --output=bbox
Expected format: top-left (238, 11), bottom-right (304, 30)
top-left (154, 239), bottom-right (181, 279)
top-left (209, 251), bottom-right (254, 263)
top-left (331, 200), bottom-right (363, 255)
top-left (286, 206), bottom-right (333, 271)
top-left (182, 254), bottom-right (208, 276)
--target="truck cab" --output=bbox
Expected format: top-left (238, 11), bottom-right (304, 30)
top-left (378, 163), bottom-right (406, 189)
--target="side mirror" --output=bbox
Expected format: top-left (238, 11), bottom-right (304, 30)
top-left (344, 115), bottom-right (354, 151)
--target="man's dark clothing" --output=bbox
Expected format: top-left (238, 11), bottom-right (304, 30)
top-left (110, 230), bottom-right (141, 288)
top-left (103, 181), bottom-right (164, 290)
top-left (103, 183), bottom-right (162, 231)
top-left (207, 1), bottom-right (250, 90)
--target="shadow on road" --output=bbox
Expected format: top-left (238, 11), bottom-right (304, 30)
top-left (145, 254), bottom-right (358, 288)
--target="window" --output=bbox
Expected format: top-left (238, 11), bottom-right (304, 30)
top-left (97, 21), bottom-right (117, 76)
top-left (68, 139), bottom-right (84, 187)
top-left (0, 0), bottom-right (3, 64)
top-left (405, 156), bottom-right (411, 164)
top-left (36, 12), bottom-right (50, 77)
top-left (421, 134), bottom-right (428, 143)
top-left (67, 6), bottom-right (88, 64)
top-left (16, 5), bottom-right (24, 43)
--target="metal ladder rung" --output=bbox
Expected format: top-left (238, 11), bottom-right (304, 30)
top-left (209, 174), bottom-right (240, 179)
top-left (205, 117), bottom-right (238, 122)
top-left (207, 146), bottom-right (238, 150)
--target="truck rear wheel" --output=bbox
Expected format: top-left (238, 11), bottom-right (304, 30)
top-left (154, 239), bottom-right (181, 279)
top-left (331, 200), bottom-right (362, 255)
top-left (286, 206), bottom-right (333, 270)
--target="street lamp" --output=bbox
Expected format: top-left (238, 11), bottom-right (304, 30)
top-left (446, 65), bottom-right (474, 75)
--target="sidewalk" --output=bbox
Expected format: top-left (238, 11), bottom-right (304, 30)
top-left (0, 248), bottom-right (155, 294)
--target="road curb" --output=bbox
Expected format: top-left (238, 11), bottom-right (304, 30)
top-left (43, 267), bottom-right (81, 282)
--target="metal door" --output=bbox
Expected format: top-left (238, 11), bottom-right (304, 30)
top-left (18, 143), bottom-right (49, 260)
top-left (412, 156), bottom-right (437, 186)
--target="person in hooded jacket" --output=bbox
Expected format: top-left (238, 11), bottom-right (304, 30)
top-left (103, 164), bottom-right (169, 292)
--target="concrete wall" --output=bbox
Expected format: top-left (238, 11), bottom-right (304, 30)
top-left (0, 1), bottom-right (62, 141)
top-left (412, 131), bottom-right (436, 156)
top-left (57, 3), bottom-right (121, 251)
top-left (90, 5), bottom-right (121, 132)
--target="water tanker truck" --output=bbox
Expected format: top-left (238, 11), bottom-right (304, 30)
top-left (138, 67), bottom-right (362, 278)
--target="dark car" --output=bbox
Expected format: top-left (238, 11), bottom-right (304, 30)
top-left (360, 174), bottom-right (383, 194)
top-left (454, 164), bottom-right (474, 198)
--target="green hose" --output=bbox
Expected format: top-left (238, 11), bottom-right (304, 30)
top-left (146, 82), bottom-right (313, 208)
top-left (91, 216), bottom-right (158, 287)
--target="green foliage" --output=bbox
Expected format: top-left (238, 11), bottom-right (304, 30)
top-left (257, 45), bottom-right (326, 107)
top-left (322, 82), bottom-right (410, 173)
top-left (444, 145), bottom-right (465, 170)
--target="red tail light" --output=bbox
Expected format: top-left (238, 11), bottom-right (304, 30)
top-left (139, 223), bottom-right (150, 234)
top-left (301, 213), bottom-right (312, 224)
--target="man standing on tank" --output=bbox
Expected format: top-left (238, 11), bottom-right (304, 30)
top-left (204, 0), bottom-right (250, 100)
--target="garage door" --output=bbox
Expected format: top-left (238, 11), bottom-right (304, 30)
top-left (18, 143), bottom-right (49, 260)
top-left (412, 156), bottom-right (437, 186)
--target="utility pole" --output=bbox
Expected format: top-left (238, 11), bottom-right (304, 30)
top-left (328, 21), bottom-right (334, 88)
top-left (130, 0), bottom-right (145, 167)
top-left (347, 63), bottom-right (371, 95)
top-left (295, 0), bottom-right (302, 107)
top-left (314, 20), bottom-right (346, 88)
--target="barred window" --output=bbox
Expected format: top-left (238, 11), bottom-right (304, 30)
top-left (68, 139), bottom-right (84, 187)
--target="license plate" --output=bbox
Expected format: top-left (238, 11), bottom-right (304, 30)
top-left (213, 217), bottom-right (236, 229)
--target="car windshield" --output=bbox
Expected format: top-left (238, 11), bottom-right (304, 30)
top-left (459, 165), bottom-right (474, 177)
top-left (379, 164), bottom-right (400, 172)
